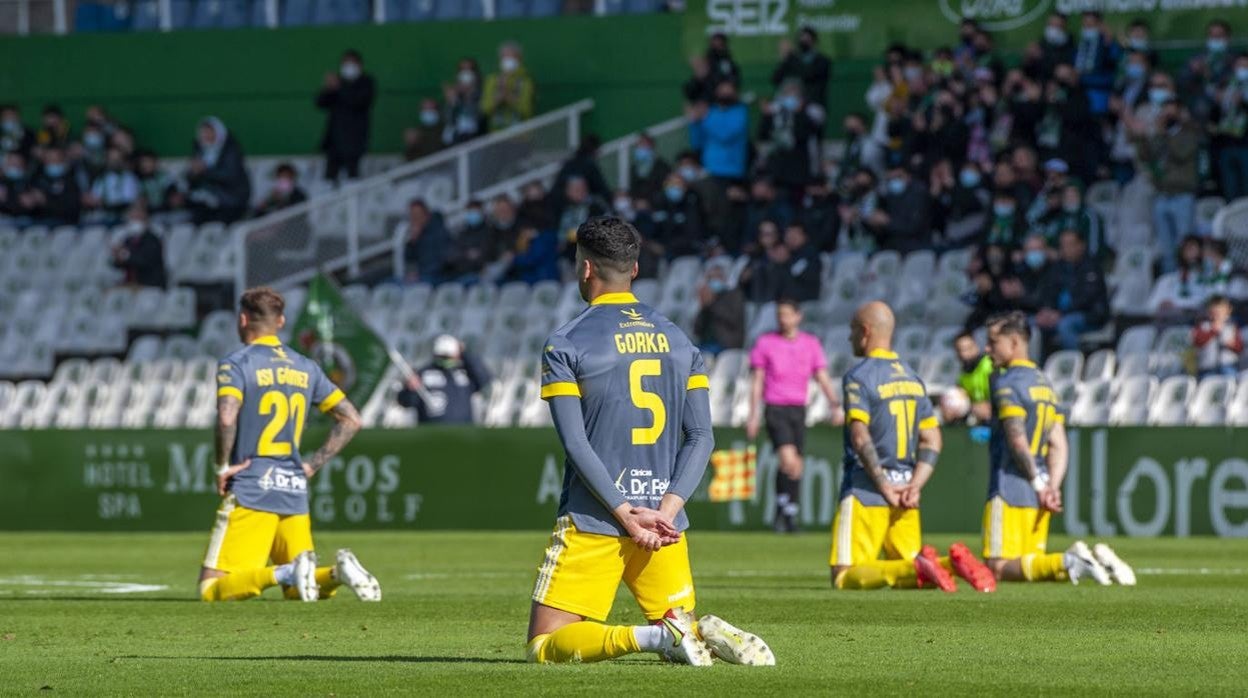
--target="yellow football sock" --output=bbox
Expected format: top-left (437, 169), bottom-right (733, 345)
top-left (526, 622), bottom-right (642, 663)
top-left (1021, 553), bottom-right (1069, 582)
top-left (938, 556), bottom-right (953, 574)
top-left (280, 567), bottom-right (340, 600)
top-left (835, 559), bottom-right (918, 589)
top-left (199, 568), bottom-right (277, 602)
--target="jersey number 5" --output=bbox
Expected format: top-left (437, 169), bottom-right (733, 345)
top-left (889, 399), bottom-right (917, 459)
top-left (629, 359), bottom-right (666, 445)
top-left (258, 391), bottom-right (307, 457)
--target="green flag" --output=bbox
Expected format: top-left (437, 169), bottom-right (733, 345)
top-left (290, 274), bottom-right (391, 409)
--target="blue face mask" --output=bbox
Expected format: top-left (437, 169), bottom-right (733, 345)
top-left (4, 166), bottom-right (23, 179)
top-left (779, 95), bottom-right (800, 111)
top-left (1125, 63), bottom-right (1146, 80)
top-left (959, 169), bottom-right (981, 188)
top-left (993, 202), bottom-right (1015, 217)
top-left (707, 279), bottom-right (727, 294)
top-left (419, 110), bottom-right (439, 126)
top-left (1024, 249), bottom-right (1047, 270)
top-left (83, 132), bottom-right (104, 149)
top-left (44, 163), bottom-right (66, 178)
top-left (1129, 37), bottom-right (1149, 50)
top-left (665, 186), bottom-right (685, 203)
top-left (463, 210), bottom-right (484, 227)
top-left (1208, 38), bottom-right (1228, 53)
top-left (1081, 27), bottom-right (1100, 41)
top-left (1237, 66), bottom-right (1248, 83)
top-left (886, 177), bottom-right (906, 195)
top-left (633, 145), bottom-right (653, 163)
top-left (1148, 87), bottom-right (1171, 105)
top-left (678, 165), bottom-right (699, 182)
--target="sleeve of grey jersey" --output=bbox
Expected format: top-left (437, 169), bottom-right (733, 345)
top-left (547, 396), bottom-right (629, 512)
top-left (668, 387), bottom-right (714, 502)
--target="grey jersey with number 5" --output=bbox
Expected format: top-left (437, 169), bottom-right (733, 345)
top-left (841, 350), bottom-right (937, 507)
top-left (216, 336), bottom-right (345, 515)
top-left (540, 293), bottom-right (709, 536)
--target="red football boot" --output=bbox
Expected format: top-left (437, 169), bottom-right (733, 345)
top-left (915, 545), bottom-right (957, 592)
top-left (949, 542), bottom-right (997, 593)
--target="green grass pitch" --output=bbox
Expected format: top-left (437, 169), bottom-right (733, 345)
top-left (0, 531), bottom-right (1245, 695)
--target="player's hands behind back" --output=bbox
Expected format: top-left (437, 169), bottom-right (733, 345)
top-left (215, 459), bottom-right (251, 496)
top-left (1039, 487), bottom-right (1063, 513)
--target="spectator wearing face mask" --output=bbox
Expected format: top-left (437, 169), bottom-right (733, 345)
top-left (397, 335), bottom-right (492, 425)
top-left (253, 163), bottom-right (308, 218)
top-left (966, 243), bottom-right (1026, 329)
top-left (403, 98), bottom-right (446, 162)
top-left (1034, 230), bottom-right (1109, 352)
top-left (34, 105), bottom-right (70, 154)
top-left (836, 168), bottom-right (881, 252)
top-left (867, 166), bottom-right (932, 254)
top-left (25, 146), bottom-right (80, 226)
top-left (1130, 98), bottom-right (1199, 273)
top-left (1212, 53), bottom-right (1248, 200)
top-left (316, 49), bottom-right (375, 182)
top-left (759, 79), bottom-right (823, 196)
top-left (650, 172), bottom-right (705, 259)
top-left (984, 188), bottom-right (1024, 249)
top-left (836, 112), bottom-right (874, 189)
top-left (671, 151), bottom-right (730, 250)
top-left (135, 150), bottom-right (178, 215)
top-left (688, 81), bottom-right (749, 183)
top-left (402, 199), bottom-right (449, 285)
top-left (1035, 63), bottom-right (1096, 183)
top-left (1182, 20), bottom-right (1235, 119)
top-left (111, 201), bottom-right (166, 289)
top-left (82, 146), bottom-right (139, 225)
top-left (444, 57), bottom-right (485, 144)
top-left (939, 161), bottom-right (991, 247)
top-left (1107, 51), bottom-right (1153, 184)
top-left (185, 116), bottom-right (251, 225)
top-left (945, 331), bottom-right (994, 425)
top-left (0, 105), bottom-right (33, 158)
top-left (779, 222), bottom-right (822, 302)
top-left (444, 201), bottom-right (498, 284)
top-left (1016, 233), bottom-right (1053, 303)
top-left (74, 122), bottom-right (109, 185)
top-left (772, 26), bottom-right (832, 111)
top-left (627, 132), bottom-right (671, 203)
top-left (0, 152), bottom-right (32, 223)
top-left (1038, 13), bottom-right (1075, 82)
top-left (1192, 295), bottom-right (1243, 379)
top-left (488, 195), bottom-right (521, 255)
top-left (694, 266), bottom-right (745, 356)
top-left (1123, 19), bottom-right (1159, 68)
top-left (705, 32), bottom-right (742, 90)
top-left (1073, 11), bottom-right (1121, 117)
top-left (482, 41), bottom-right (535, 132)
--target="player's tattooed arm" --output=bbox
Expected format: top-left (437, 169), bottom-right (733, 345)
top-left (1001, 416), bottom-right (1039, 480)
top-left (215, 395), bottom-right (242, 469)
top-left (303, 399), bottom-right (363, 476)
top-left (848, 421), bottom-right (888, 491)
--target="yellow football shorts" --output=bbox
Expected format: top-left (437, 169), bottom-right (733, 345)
top-left (201, 494), bottom-right (314, 572)
top-left (829, 495), bottom-right (922, 567)
top-left (982, 496), bottom-right (1050, 559)
top-left (531, 515), bottom-right (696, 622)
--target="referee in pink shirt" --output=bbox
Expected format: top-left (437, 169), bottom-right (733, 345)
top-left (746, 299), bottom-right (843, 533)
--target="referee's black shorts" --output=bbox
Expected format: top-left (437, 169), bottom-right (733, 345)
top-left (764, 404), bottom-right (807, 453)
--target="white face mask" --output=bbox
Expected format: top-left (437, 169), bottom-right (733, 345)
top-left (500, 56), bottom-right (519, 73)
top-left (458, 69), bottom-right (475, 86)
top-left (340, 62), bottom-right (361, 80)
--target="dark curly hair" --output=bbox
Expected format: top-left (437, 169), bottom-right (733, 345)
top-left (576, 215), bottom-right (640, 281)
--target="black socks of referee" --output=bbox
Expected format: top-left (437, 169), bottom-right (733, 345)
top-left (774, 472), bottom-right (801, 533)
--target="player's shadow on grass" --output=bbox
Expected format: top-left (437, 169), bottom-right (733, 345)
top-left (125, 655), bottom-right (527, 665)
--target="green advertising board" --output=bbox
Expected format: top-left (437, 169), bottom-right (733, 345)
top-left (683, 0), bottom-right (1248, 64)
top-left (0, 426), bottom-right (1244, 537)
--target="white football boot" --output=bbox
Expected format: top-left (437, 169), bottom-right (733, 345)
top-left (1092, 543), bottom-right (1137, 586)
top-left (335, 549), bottom-right (382, 601)
top-left (292, 550), bottom-right (319, 602)
top-left (658, 608), bottom-right (713, 666)
top-left (1064, 541), bottom-right (1112, 586)
top-left (697, 614), bottom-right (776, 666)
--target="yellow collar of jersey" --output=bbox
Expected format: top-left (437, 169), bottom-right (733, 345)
top-left (867, 349), bottom-right (899, 359)
top-left (248, 335), bottom-right (282, 346)
top-left (1008, 359), bottom-right (1036, 368)
top-left (590, 292), bottom-right (639, 305)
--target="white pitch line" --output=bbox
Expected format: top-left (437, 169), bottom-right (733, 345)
top-left (0, 576), bottom-right (168, 594)
top-left (1136, 568), bottom-right (1246, 575)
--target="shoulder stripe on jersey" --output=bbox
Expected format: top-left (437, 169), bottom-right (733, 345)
top-left (919, 416), bottom-right (939, 430)
top-left (687, 375), bottom-right (709, 391)
top-left (847, 408), bottom-right (871, 424)
top-left (998, 405), bottom-right (1027, 419)
top-left (540, 382), bottom-right (581, 399)
top-left (217, 386), bottom-right (243, 401)
top-left (318, 388), bottom-right (346, 413)
top-left (1054, 412), bottom-right (1066, 424)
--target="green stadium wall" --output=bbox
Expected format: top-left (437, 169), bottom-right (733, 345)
top-left (2, 426), bottom-right (1245, 537)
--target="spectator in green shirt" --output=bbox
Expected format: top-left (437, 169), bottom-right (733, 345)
top-left (942, 331), bottom-right (995, 425)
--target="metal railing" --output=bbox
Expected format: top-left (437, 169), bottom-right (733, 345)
top-left (233, 99), bottom-right (593, 294)
top-left (390, 112), bottom-right (690, 280)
